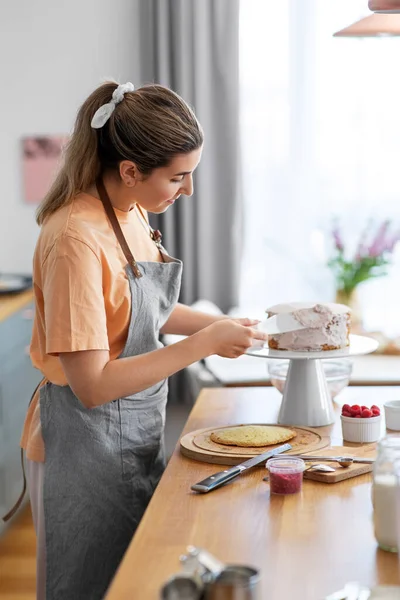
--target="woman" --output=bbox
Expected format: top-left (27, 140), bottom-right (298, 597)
top-left (20, 81), bottom-right (266, 599)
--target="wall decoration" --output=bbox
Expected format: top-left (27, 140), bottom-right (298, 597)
top-left (369, 0), bottom-right (400, 12)
top-left (22, 136), bottom-right (68, 205)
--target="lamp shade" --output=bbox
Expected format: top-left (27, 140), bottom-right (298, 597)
top-left (369, 0), bottom-right (400, 12)
top-left (334, 13), bottom-right (400, 36)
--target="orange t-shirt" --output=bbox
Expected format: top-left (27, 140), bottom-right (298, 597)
top-left (21, 192), bottom-right (160, 462)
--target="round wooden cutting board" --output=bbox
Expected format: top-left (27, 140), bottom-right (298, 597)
top-left (180, 423), bottom-right (330, 465)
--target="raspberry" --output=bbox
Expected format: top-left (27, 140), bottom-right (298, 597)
top-left (371, 405), bottom-right (380, 412)
top-left (361, 409), bottom-right (373, 418)
top-left (361, 406), bottom-right (368, 411)
top-left (342, 404), bottom-right (351, 412)
top-left (372, 408), bottom-right (381, 416)
top-left (350, 407), bottom-right (361, 416)
top-left (342, 411), bottom-right (352, 417)
top-left (351, 405), bottom-right (361, 412)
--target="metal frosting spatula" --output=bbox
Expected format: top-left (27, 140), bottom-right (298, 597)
top-left (259, 314), bottom-right (308, 335)
top-left (251, 314), bottom-right (308, 348)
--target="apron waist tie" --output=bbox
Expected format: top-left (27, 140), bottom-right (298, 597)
top-left (2, 378), bottom-right (46, 523)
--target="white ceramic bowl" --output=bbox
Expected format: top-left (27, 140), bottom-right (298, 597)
top-left (384, 401), bottom-right (400, 431)
top-left (341, 414), bottom-right (382, 443)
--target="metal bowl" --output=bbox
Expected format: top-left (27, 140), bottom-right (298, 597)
top-left (268, 358), bottom-right (353, 398)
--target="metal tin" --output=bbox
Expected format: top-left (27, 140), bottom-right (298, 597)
top-left (205, 565), bottom-right (260, 600)
top-left (160, 573), bottom-right (203, 600)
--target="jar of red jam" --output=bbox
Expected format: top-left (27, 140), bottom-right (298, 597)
top-left (266, 458), bottom-right (305, 495)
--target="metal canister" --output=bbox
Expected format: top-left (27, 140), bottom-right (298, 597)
top-left (204, 565), bottom-right (260, 600)
top-left (160, 573), bottom-right (203, 600)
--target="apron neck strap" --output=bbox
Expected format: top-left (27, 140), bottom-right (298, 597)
top-left (96, 177), bottom-right (142, 278)
top-left (134, 204), bottom-right (165, 261)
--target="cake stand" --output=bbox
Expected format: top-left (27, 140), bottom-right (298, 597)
top-left (246, 334), bottom-right (379, 427)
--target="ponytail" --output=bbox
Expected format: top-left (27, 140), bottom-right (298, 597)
top-left (36, 82), bottom-right (117, 225)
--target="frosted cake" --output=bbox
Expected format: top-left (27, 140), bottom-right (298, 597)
top-left (266, 302), bottom-right (351, 352)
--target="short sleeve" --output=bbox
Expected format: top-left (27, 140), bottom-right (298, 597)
top-left (42, 235), bottom-right (110, 355)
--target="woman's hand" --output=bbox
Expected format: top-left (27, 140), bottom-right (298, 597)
top-left (198, 318), bottom-right (267, 358)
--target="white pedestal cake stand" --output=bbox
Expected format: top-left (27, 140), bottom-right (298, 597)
top-left (246, 334), bottom-right (379, 427)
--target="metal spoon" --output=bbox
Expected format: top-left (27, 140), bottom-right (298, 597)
top-left (304, 463), bottom-right (336, 473)
top-left (287, 455), bottom-right (369, 468)
top-left (336, 458), bottom-right (354, 468)
top-left (302, 457), bottom-right (354, 468)
top-left (263, 463), bottom-right (335, 481)
top-left (311, 457), bottom-right (356, 468)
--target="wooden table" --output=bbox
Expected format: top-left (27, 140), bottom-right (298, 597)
top-left (106, 387), bottom-right (400, 600)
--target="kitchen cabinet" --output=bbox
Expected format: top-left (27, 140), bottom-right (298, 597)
top-left (0, 291), bottom-right (41, 535)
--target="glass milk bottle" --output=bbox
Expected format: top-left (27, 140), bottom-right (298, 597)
top-left (372, 436), bottom-right (400, 553)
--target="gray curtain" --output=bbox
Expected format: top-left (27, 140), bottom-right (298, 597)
top-left (135, 0), bottom-right (242, 313)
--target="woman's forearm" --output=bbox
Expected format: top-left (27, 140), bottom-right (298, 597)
top-left (61, 329), bottom-right (213, 408)
top-left (160, 303), bottom-right (227, 335)
top-left (61, 317), bottom-right (265, 409)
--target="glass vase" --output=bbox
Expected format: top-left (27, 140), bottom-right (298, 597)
top-left (335, 288), bottom-right (363, 333)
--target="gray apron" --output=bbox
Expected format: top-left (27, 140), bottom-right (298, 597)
top-left (40, 187), bottom-right (182, 599)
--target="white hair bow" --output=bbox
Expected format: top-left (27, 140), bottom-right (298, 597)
top-left (91, 82), bottom-right (135, 129)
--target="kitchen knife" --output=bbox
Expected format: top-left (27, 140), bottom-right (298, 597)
top-left (191, 443), bottom-right (292, 493)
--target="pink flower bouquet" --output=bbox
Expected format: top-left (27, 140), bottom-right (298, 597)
top-left (328, 220), bottom-right (400, 296)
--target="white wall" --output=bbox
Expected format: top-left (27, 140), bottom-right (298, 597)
top-left (0, 0), bottom-right (140, 274)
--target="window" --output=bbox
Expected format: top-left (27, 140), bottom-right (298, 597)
top-left (239, 0), bottom-right (400, 336)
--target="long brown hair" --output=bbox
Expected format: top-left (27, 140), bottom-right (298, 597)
top-left (36, 82), bottom-right (203, 225)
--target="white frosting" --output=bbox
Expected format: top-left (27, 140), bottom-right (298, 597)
top-left (267, 302), bottom-right (350, 351)
top-left (267, 302), bottom-right (349, 315)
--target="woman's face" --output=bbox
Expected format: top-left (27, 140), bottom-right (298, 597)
top-left (121, 147), bottom-right (202, 213)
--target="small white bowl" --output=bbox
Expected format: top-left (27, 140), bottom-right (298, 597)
top-left (384, 401), bottom-right (400, 431)
top-left (341, 414), bottom-right (382, 443)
